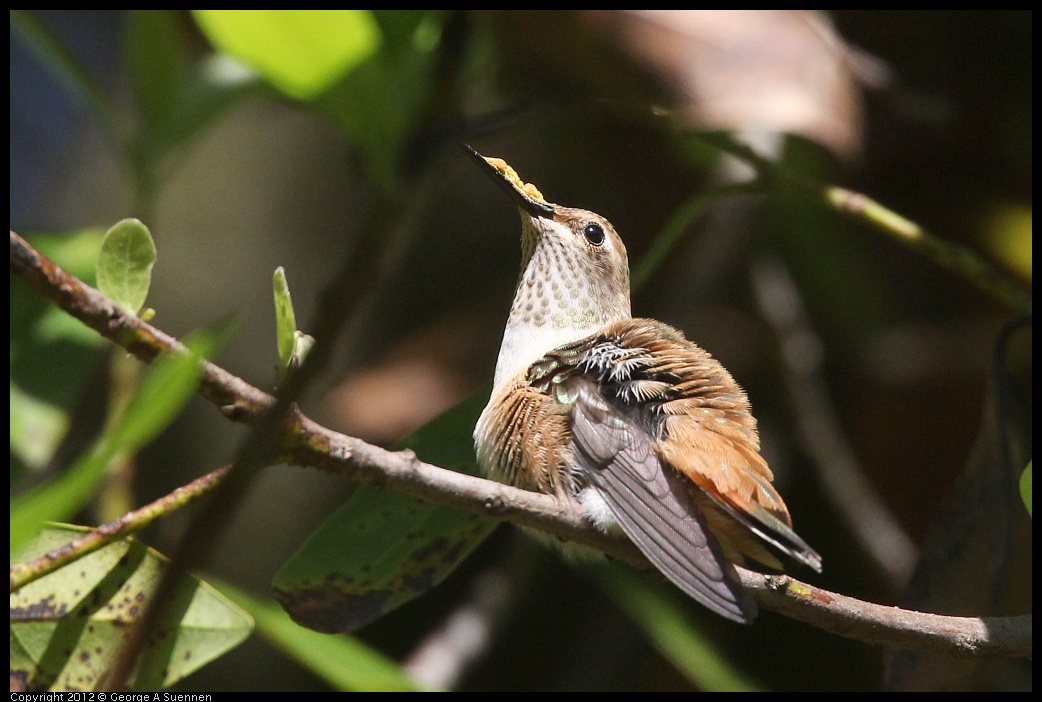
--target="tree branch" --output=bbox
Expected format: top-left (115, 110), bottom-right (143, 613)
top-left (9, 465), bottom-right (230, 591)
top-left (10, 229), bottom-right (1032, 658)
top-left (699, 133), bottom-right (1032, 316)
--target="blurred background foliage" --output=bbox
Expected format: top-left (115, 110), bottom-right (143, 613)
top-left (10, 10), bottom-right (1031, 691)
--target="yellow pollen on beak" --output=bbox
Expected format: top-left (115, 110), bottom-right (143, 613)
top-left (484, 157), bottom-right (546, 202)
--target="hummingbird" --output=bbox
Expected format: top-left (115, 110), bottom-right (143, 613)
top-left (467, 145), bottom-right (821, 623)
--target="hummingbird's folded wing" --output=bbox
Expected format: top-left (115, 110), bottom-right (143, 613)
top-left (568, 377), bottom-right (757, 623)
top-left (554, 318), bottom-right (822, 575)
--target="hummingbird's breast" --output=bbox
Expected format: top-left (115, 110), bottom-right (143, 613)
top-left (475, 372), bottom-right (579, 499)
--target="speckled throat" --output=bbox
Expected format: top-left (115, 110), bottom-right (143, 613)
top-left (493, 206), bottom-right (632, 388)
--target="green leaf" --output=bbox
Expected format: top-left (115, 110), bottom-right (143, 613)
top-left (273, 393), bottom-right (497, 632)
top-left (193, 10), bottom-right (381, 101)
top-left (10, 524), bottom-right (253, 691)
top-left (273, 266), bottom-right (297, 379)
top-left (217, 580), bottom-right (420, 691)
top-left (96, 218), bottom-right (157, 316)
top-left (272, 268), bottom-right (314, 383)
top-left (10, 327), bottom-right (228, 551)
top-left (596, 564), bottom-right (763, 692)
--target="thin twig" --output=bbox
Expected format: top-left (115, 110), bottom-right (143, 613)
top-left (9, 230), bottom-right (1032, 658)
top-left (699, 133), bottom-right (1032, 316)
top-left (9, 465), bottom-right (230, 591)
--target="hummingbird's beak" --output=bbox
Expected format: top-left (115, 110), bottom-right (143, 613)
top-left (462, 144), bottom-right (556, 219)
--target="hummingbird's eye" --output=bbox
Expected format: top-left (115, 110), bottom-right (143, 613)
top-left (583, 222), bottom-right (605, 246)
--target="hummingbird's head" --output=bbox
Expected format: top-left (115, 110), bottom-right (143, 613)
top-left (465, 145), bottom-right (632, 386)
top-left (464, 144), bottom-right (631, 309)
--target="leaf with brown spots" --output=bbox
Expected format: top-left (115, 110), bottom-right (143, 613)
top-left (10, 524), bottom-right (252, 691)
top-left (273, 394), bottom-right (498, 633)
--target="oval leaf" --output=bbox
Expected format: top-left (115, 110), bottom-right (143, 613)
top-left (273, 393), bottom-right (497, 632)
top-left (193, 10), bottom-right (381, 100)
top-left (10, 524), bottom-right (253, 691)
top-left (96, 218), bottom-right (157, 315)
